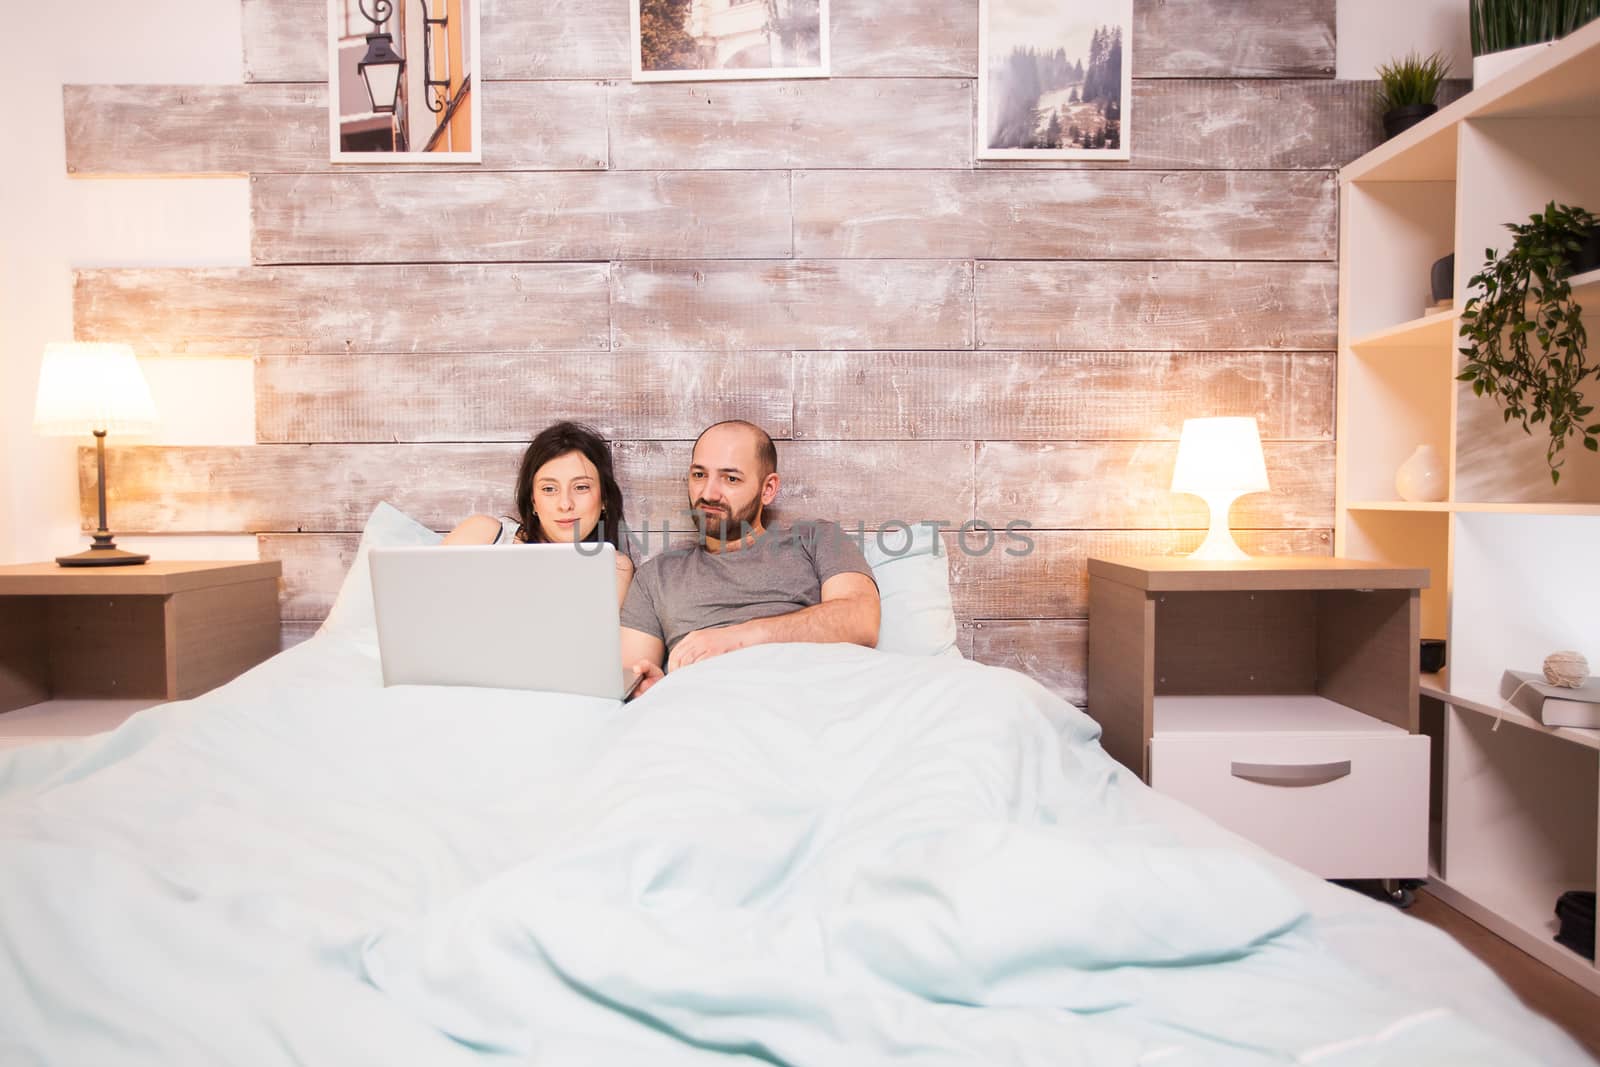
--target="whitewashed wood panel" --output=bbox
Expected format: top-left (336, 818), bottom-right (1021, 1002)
top-left (1134, 0), bottom-right (1333, 77)
top-left (279, 621), bottom-right (321, 651)
top-left (252, 171), bottom-right (791, 263)
top-left (792, 352), bottom-right (1333, 442)
top-left (260, 533), bottom-right (361, 621)
top-left (64, 84), bottom-right (326, 175)
top-left (65, 83), bottom-right (608, 174)
top-left (243, 0), bottom-right (630, 81)
top-left (255, 351), bottom-right (795, 442)
top-left (86, 441), bottom-right (975, 534)
top-left (243, 0), bottom-right (1333, 82)
top-left (608, 80), bottom-right (972, 170)
top-left (965, 620), bottom-right (1089, 706)
top-left (612, 260), bottom-right (975, 351)
top-left (75, 264), bottom-right (611, 355)
top-left (976, 441), bottom-right (1334, 530)
top-left (830, 0), bottom-right (975, 77)
top-left (794, 170), bottom-right (1335, 260)
top-left (975, 261), bottom-right (1337, 351)
top-left (981, 80), bottom-right (1372, 171)
top-left (950, 529), bottom-right (1333, 619)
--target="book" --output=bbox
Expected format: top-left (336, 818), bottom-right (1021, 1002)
top-left (1500, 670), bottom-right (1600, 728)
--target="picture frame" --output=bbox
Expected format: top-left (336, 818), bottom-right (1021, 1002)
top-left (328, 0), bottom-right (482, 164)
top-left (977, 0), bottom-right (1131, 161)
top-left (631, 0), bottom-right (830, 83)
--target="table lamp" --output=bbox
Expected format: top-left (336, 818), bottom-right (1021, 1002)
top-left (33, 342), bottom-right (159, 567)
top-left (1170, 416), bottom-right (1270, 561)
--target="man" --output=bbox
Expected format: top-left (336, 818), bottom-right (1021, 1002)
top-left (620, 420), bottom-right (880, 697)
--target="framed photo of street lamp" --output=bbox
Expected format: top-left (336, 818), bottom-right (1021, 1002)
top-left (632, 0), bottom-right (829, 82)
top-left (978, 0), bottom-right (1131, 161)
top-left (328, 0), bottom-right (482, 162)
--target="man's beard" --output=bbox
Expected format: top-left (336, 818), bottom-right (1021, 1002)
top-left (691, 495), bottom-right (762, 541)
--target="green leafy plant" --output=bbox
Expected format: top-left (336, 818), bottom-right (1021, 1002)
top-left (1458, 202), bottom-right (1600, 484)
top-left (1469, 0), bottom-right (1600, 56)
top-left (1374, 51), bottom-right (1451, 113)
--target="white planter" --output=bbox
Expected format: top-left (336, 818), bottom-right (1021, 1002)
top-left (1395, 444), bottom-right (1447, 502)
top-left (1473, 42), bottom-right (1555, 87)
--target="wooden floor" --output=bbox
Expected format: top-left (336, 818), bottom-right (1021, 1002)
top-left (1408, 889), bottom-right (1600, 1060)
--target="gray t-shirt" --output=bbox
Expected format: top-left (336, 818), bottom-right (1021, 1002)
top-left (620, 520), bottom-right (876, 654)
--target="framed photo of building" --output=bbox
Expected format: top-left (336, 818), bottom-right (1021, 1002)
top-left (632, 0), bottom-right (829, 82)
top-left (328, 0), bottom-right (482, 163)
top-left (978, 0), bottom-right (1131, 161)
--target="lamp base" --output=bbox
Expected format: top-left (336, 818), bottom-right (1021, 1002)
top-left (1187, 492), bottom-right (1252, 561)
top-left (56, 543), bottom-right (148, 567)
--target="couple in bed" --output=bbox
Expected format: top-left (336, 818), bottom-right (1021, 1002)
top-left (443, 419), bottom-right (881, 698)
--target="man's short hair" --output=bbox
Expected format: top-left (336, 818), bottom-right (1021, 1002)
top-left (694, 420), bottom-right (778, 479)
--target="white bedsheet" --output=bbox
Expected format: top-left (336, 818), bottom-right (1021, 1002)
top-left (0, 636), bottom-right (1589, 1065)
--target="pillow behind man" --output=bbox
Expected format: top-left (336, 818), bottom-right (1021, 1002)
top-left (862, 524), bottom-right (961, 659)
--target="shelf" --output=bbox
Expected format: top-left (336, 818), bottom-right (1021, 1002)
top-left (1420, 675), bottom-right (1600, 750)
top-left (1348, 308), bottom-right (1455, 350)
top-left (1573, 266), bottom-right (1600, 296)
top-left (1346, 501), bottom-right (1600, 515)
top-left (1427, 874), bottom-right (1599, 991)
top-left (1342, 19), bottom-right (1600, 184)
top-left (1345, 500), bottom-right (1451, 512)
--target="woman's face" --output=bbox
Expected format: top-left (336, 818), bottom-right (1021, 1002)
top-left (531, 450), bottom-right (604, 543)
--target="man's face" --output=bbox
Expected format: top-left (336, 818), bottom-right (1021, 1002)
top-left (687, 425), bottom-right (768, 540)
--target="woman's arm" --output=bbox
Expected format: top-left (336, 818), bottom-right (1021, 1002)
top-left (442, 514), bottom-right (502, 545)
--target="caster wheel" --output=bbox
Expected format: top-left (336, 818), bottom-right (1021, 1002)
top-left (1388, 886), bottom-right (1416, 909)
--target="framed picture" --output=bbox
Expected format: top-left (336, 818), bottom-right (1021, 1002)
top-left (328, 0), bottom-right (482, 163)
top-left (978, 0), bottom-right (1131, 161)
top-left (631, 0), bottom-right (830, 82)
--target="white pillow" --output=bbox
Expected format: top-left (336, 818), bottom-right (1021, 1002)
top-left (319, 502), bottom-right (443, 641)
top-left (862, 524), bottom-right (962, 658)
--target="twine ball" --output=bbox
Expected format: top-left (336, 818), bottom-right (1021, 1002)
top-left (1543, 650), bottom-right (1590, 688)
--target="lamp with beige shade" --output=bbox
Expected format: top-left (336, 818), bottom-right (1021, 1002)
top-left (33, 342), bottom-right (158, 567)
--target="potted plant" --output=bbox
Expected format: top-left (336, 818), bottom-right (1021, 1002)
top-left (1458, 201), bottom-right (1600, 484)
top-left (1470, 0), bottom-right (1600, 86)
top-left (1375, 50), bottom-right (1451, 140)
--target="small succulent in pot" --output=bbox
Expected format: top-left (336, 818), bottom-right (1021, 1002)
top-left (1375, 50), bottom-right (1451, 139)
top-left (1458, 201), bottom-right (1600, 484)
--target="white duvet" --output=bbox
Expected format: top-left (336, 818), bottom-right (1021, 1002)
top-left (0, 637), bottom-right (1589, 1065)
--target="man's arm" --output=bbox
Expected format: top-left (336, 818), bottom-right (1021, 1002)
top-left (667, 572), bottom-right (879, 672)
top-left (621, 626), bottom-right (667, 698)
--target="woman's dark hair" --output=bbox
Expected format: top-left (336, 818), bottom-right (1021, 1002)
top-left (512, 421), bottom-right (626, 549)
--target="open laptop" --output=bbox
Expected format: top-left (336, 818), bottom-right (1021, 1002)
top-left (369, 543), bottom-right (640, 700)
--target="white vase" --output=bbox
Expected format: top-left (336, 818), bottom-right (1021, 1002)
top-left (1472, 42), bottom-right (1554, 87)
top-left (1395, 444), bottom-right (1447, 502)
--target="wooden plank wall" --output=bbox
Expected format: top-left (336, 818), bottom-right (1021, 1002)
top-left (64, 0), bottom-right (1424, 704)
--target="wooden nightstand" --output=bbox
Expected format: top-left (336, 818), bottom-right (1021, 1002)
top-left (1087, 556), bottom-right (1430, 879)
top-left (0, 561), bottom-right (282, 721)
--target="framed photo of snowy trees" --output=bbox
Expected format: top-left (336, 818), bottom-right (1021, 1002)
top-left (631, 0), bottom-right (829, 83)
top-left (977, 0), bottom-right (1131, 161)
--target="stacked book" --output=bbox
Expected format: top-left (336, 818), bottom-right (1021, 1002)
top-left (1500, 670), bottom-right (1600, 728)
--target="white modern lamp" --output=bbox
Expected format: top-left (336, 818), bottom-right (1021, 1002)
top-left (1171, 416), bottom-right (1270, 561)
top-left (33, 342), bottom-right (159, 567)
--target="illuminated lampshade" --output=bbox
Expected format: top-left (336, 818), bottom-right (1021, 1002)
top-left (33, 342), bottom-right (158, 567)
top-left (33, 342), bottom-right (158, 437)
top-left (1170, 416), bottom-right (1270, 561)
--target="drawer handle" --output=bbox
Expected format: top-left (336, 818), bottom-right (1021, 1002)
top-left (1230, 760), bottom-right (1351, 787)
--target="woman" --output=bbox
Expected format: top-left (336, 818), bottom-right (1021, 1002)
top-left (444, 421), bottom-right (634, 607)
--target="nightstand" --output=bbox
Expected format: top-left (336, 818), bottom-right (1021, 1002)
top-left (1087, 556), bottom-right (1430, 879)
top-left (0, 561), bottom-right (282, 728)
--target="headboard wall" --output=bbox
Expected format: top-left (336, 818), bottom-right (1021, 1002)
top-left (66, 0), bottom-right (1399, 703)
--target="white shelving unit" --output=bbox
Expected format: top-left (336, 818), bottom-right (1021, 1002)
top-left (1335, 20), bottom-right (1600, 993)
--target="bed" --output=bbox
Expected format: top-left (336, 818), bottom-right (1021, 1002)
top-left (0, 518), bottom-right (1592, 1064)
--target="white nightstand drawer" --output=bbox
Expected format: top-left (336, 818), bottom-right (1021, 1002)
top-left (1150, 731), bottom-right (1429, 878)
